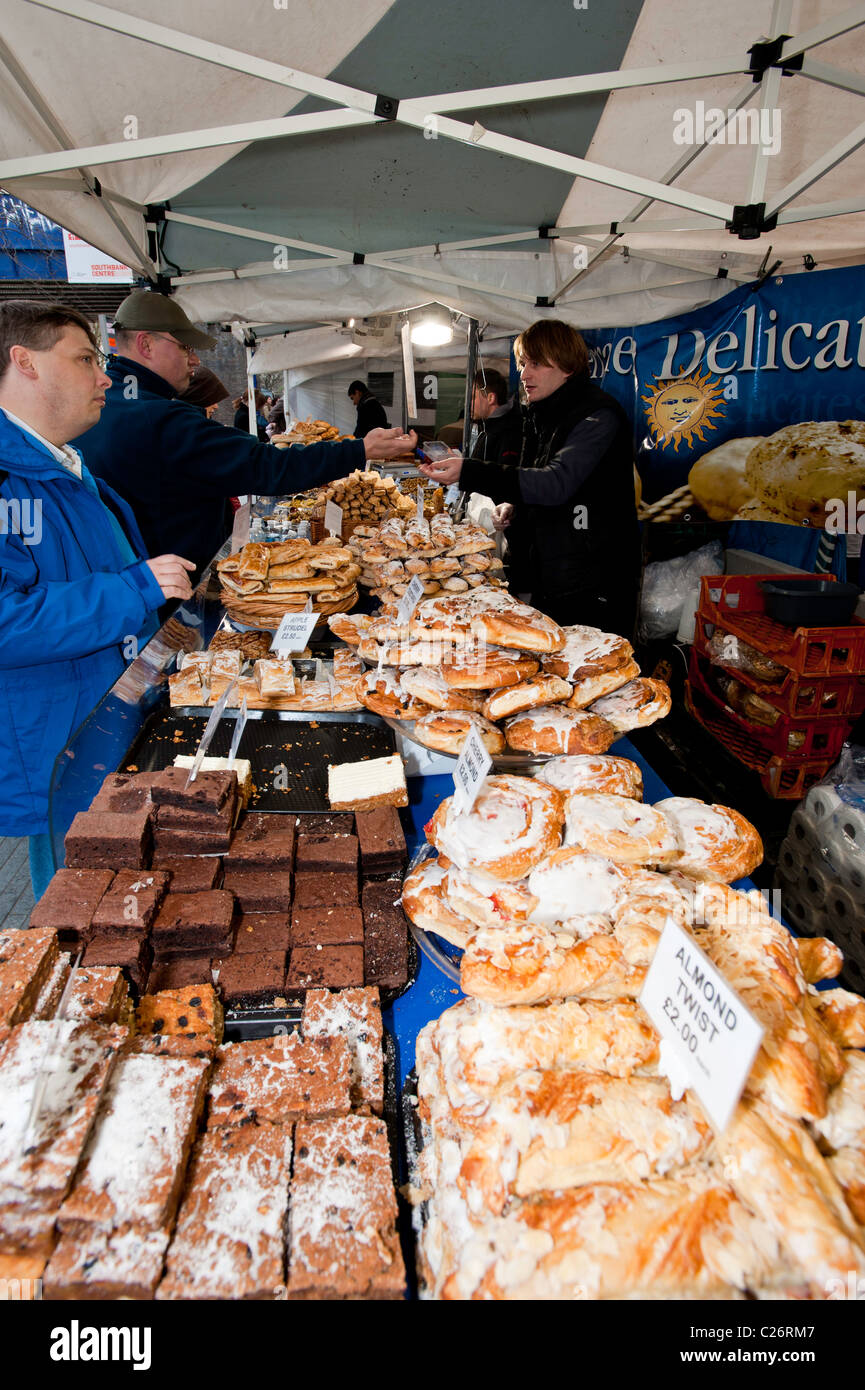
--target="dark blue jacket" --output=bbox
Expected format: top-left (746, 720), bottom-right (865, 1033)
top-left (0, 410), bottom-right (164, 836)
top-left (76, 358), bottom-right (367, 574)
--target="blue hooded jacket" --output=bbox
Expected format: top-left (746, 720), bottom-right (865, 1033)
top-left (75, 357), bottom-right (367, 575)
top-left (0, 409), bottom-right (164, 836)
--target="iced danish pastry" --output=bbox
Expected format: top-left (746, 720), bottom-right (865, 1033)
top-left (541, 624), bottom-right (634, 681)
top-left (527, 847), bottom-right (630, 925)
top-left (401, 858), bottom-right (475, 949)
top-left (356, 669), bottom-right (433, 721)
top-left (481, 674), bottom-right (572, 721)
top-left (425, 775), bottom-right (564, 882)
top-left (504, 707), bottom-right (618, 756)
top-left (566, 657), bottom-right (641, 709)
top-left (588, 677), bottom-right (672, 731)
top-left (536, 754), bottom-right (643, 800)
top-left (656, 796), bottom-right (763, 882)
top-left (412, 711), bottom-right (506, 756)
top-left (399, 667), bottom-right (485, 713)
top-left (563, 793), bottom-right (679, 867)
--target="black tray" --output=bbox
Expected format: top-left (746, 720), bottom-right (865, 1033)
top-left (122, 709), bottom-right (396, 813)
top-left (761, 577), bottom-right (860, 627)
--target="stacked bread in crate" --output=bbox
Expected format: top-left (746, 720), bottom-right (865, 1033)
top-left (348, 513), bottom-right (505, 605)
top-left (402, 757), bottom-right (865, 1299)
top-left (216, 538), bottom-right (360, 627)
top-left (332, 588), bottom-right (671, 757)
top-left (687, 573), bottom-right (865, 798)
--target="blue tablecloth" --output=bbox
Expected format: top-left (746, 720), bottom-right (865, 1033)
top-left (384, 737), bottom-right (769, 1093)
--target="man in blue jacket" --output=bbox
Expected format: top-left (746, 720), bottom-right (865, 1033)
top-left (76, 291), bottom-right (417, 576)
top-left (0, 300), bottom-right (195, 898)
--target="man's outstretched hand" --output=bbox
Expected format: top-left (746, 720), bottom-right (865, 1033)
top-left (147, 554), bottom-right (195, 601)
top-left (363, 427), bottom-right (418, 460)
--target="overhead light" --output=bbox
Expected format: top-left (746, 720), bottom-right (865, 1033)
top-left (410, 305), bottom-right (453, 347)
top-left (348, 317), bottom-right (355, 328)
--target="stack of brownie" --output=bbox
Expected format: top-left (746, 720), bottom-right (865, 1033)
top-left (289, 814), bottom-right (363, 995)
top-left (218, 812), bottom-right (295, 1008)
top-left (30, 868), bottom-right (170, 993)
top-left (149, 768), bottom-right (239, 857)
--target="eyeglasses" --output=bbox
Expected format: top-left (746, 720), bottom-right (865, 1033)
top-left (149, 332), bottom-right (197, 359)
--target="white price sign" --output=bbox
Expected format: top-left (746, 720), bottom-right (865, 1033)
top-left (445, 484), bottom-right (461, 507)
top-left (397, 575), bottom-right (424, 625)
top-left (452, 726), bottom-right (492, 815)
top-left (416, 487), bottom-right (425, 522)
top-left (639, 918), bottom-right (764, 1133)
top-left (324, 500), bottom-right (343, 537)
top-left (272, 611), bottom-right (317, 655)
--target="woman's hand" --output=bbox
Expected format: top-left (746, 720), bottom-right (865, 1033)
top-left (146, 554), bottom-right (195, 601)
top-left (491, 502), bottom-right (513, 531)
top-left (418, 453), bottom-right (463, 485)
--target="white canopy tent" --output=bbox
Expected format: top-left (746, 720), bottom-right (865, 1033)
top-left (1, 0), bottom-right (864, 350)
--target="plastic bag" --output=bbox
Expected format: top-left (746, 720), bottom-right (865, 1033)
top-left (638, 540), bottom-right (723, 642)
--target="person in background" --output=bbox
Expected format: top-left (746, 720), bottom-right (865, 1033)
top-left (233, 388), bottom-right (268, 441)
top-left (75, 291), bottom-right (416, 577)
top-left (470, 366), bottom-right (522, 469)
top-left (180, 365), bottom-right (230, 419)
top-left (0, 300), bottom-right (193, 898)
top-left (418, 318), bottom-right (641, 637)
top-left (348, 379), bottom-right (389, 437)
top-left (267, 395), bottom-right (287, 435)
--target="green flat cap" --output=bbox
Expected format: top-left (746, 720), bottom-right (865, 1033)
top-left (113, 289), bottom-right (216, 349)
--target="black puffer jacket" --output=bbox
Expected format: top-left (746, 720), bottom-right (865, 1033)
top-left (459, 371), bottom-right (641, 636)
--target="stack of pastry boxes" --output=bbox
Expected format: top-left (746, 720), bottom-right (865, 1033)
top-left (0, 937), bottom-right (404, 1298)
top-left (686, 572), bottom-right (865, 797)
top-left (36, 768), bottom-right (410, 1005)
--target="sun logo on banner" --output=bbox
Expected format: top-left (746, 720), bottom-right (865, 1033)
top-left (642, 368), bottom-right (726, 451)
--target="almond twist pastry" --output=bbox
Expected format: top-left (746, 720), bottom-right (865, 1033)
top-left (425, 775), bottom-right (564, 882)
top-left (460, 923), bottom-right (646, 1006)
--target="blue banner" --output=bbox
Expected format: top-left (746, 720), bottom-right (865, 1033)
top-left (582, 265), bottom-right (865, 527)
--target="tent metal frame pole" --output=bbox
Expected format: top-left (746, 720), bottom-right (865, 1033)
top-left (5, 176), bottom-right (144, 211)
top-left (0, 108), bottom-right (376, 180)
top-left (462, 319), bottom-right (479, 459)
top-left (564, 243), bottom-right (755, 284)
top-left (554, 216), bottom-right (728, 234)
top-left (408, 59), bottom-right (752, 114)
top-left (779, 3), bottom-right (865, 61)
top-left (765, 116), bottom-right (865, 216)
top-left (246, 345), bottom-right (256, 439)
top-left (799, 57), bottom-right (865, 98)
top-left (164, 211), bottom-right (349, 261)
top-left (172, 259), bottom-right (356, 287)
top-left (747, 0), bottom-right (792, 207)
top-left (777, 194), bottom-right (865, 221)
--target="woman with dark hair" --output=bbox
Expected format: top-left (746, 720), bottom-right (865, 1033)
top-left (180, 366), bottom-right (230, 418)
top-left (233, 388), bottom-right (269, 441)
top-left (418, 319), bottom-right (641, 638)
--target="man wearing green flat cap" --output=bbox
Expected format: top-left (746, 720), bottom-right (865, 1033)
top-left (75, 290), bottom-right (416, 576)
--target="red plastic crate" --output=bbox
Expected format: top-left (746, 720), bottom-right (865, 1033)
top-left (698, 573), bottom-right (865, 677)
top-left (688, 649), bottom-right (854, 761)
top-left (684, 682), bottom-right (837, 799)
top-left (694, 617), bottom-right (865, 719)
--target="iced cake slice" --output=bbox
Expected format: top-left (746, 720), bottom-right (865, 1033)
top-left (327, 754), bottom-right (408, 812)
top-left (158, 1121), bottom-right (292, 1300)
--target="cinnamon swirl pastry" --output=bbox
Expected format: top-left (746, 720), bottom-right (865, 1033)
top-left (563, 793), bottom-right (679, 867)
top-left (536, 754), bottom-right (643, 800)
top-left (425, 774), bottom-right (564, 882)
top-left (401, 858), bottom-right (475, 949)
top-left (656, 796), bottom-right (763, 882)
top-left (588, 677), bottom-right (672, 731)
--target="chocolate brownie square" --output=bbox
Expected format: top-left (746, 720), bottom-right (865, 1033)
top-left (150, 891), bottom-right (236, 960)
top-left (148, 767), bottom-right (236, 812)
top-left (298, 814), bottom-right (354, 835)
top-left (83, 935), bottom-right (153, 995)
top-left (216, 952), bottom-right (287, 1009)
top-left (29, 869), bottom-right (114, 948)
top-left (154, 857), bottom-right (223, 893)
top-left (292, 874), bottom-right (358, 909)
top-left (221, 869), bottom-right (292, 915)
top-left (153, 828), bottom-right (233, 857)
top-left (362, 881), bottom-right (409, 991)
top-left (64, 806), bottom-right (153, 870)
top-left (286, 945), bottom-right (364, 994)
top-left (294, 835), bottom-right (358, 876)
top-left (354, 808), bottom-right (407, 877)
top-left (290, 906), bottom-right (363, 947)
top-left (146, 957), bottom-right (213, 994)
top-left (90, 773), bottom-right (153, 814)
top-left (206, 1033), bottom-right (350, 1128)
top-left (90, 869), bottom-right (170, 936)
top-left (226, 812), bottom-right (296, 868)
top-left (233, 913), bottom-right (291, 955)
top-left (287, 1115), bottom-right (404, 1299)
